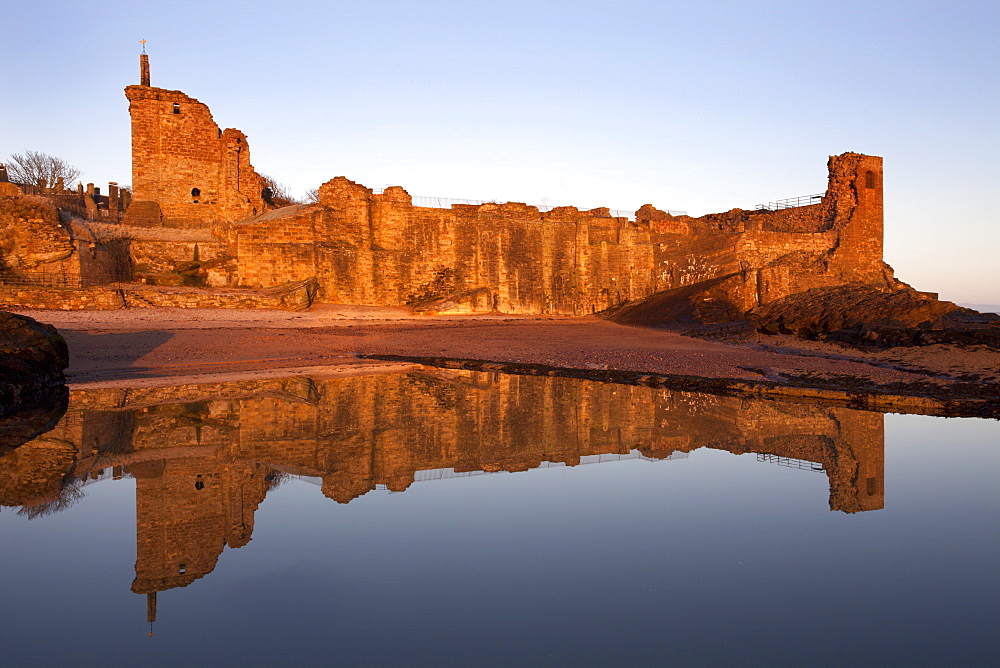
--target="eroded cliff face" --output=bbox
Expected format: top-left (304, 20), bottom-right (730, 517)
top-left (0, 195), bottom-right (75, 273)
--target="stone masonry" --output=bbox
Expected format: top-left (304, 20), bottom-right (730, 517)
top-left (0, 55), bottom-right (897, 314)
top-left (124, 57), bottom-right (267, 229)
top-left (229, 152), bottom-right (888, 315)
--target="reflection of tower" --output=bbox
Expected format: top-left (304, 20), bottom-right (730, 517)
top-left (0, 370), bottom-right (895, 636)
top-left (147, 592), bottom-right (156, 637)
top-left (130, 456), bottom-right (270, 599)
top-left (828, 410), bottom-right (885, 513)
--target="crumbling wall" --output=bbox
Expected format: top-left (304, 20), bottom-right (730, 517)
top-left (124, 77), bottom-right (267, 228)
top-left (115, 59), bottom-right (888, 315)
top-left (0, 279), bottom-right (316, 311)
top-left (232, 153), bottom-right (888, 315)
top-left (237, 178), bottom-right (712, 314)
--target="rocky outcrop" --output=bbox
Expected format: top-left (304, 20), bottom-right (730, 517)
top-left (601, 274), bottom-right (746, 328)
top-left (748, 284), bottom-right (1000, 348)
top-left (605, 279), bottom-right (1000, 349)
top-left (0, 311), bottom-right (69, 451)
top-left (0, 193), bottom-right (75, 271)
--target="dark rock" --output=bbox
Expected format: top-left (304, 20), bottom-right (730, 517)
top-left (0, 311), bottom-right (70, 425)
top-left (748, 284), bottom-right (1000, 348)
top-left (602, 274), bottom-right (744, 327)
top-left (0, 387), bottom-right (68, 455)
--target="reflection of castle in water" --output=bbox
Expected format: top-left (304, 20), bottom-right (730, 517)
top-left (0, 367), bottom-right (883, 619)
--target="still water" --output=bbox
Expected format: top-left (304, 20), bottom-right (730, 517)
top-left (0, 367), bottom-right (997, 666)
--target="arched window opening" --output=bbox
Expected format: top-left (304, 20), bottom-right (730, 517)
top-left (866, 477), bottom-right (878, 496)
top-left (865, 170), bottom-right (876, 189)
top-left (194, 480), bottom-right (205, 490)
top-left (172, 103), bottom-right (181, 114)
top-left (191, 187), bottom-right (200, 203)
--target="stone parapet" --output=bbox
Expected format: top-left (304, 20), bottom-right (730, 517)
top-left (0, 279), bottom-right (317, 311)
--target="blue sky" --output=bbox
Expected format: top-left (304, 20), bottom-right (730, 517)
top-left (1, 0), bottom-right (997, 302)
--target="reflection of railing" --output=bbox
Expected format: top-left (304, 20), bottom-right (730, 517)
top-left (372, 189), bottom-right (687, 219)
top-left (381, 450), bottom-right (691, 490)
top-left (755, 194), bottom-right (823, 211)
top-left (292, 450), bottom-right (690, 492)
top-left (756, 453), bottom-right (825, 472)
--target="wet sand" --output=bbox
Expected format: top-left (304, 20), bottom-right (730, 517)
top-left (13, 305), bottom-right (1000, 405)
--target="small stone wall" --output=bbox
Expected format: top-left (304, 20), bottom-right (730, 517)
top-left (0, 278), bottom-right (317, 311)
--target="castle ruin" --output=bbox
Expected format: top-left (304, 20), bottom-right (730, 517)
top-left (0, 55), bottom-right (899, 314)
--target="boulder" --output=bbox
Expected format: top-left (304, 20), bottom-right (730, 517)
top-left (0, 311), bottom-right (69, 432)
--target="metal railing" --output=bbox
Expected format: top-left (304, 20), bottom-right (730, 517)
top-left (755, 193), bottom-right (823, 211)
top-left (756, 453), bottom-right (825, 472)
top-left (372, 188), bottom-right (686, 219)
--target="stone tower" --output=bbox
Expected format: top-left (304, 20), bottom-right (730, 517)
top-left (123, 54), bottom-right (268, 228)
top-left (825, 152), bottom-right (885, 283)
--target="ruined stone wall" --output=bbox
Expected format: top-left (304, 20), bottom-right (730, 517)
top-left (236, 180), bottom-right (706, 314)
top-left (0, 279), bottom-right (315, 311)
top-left (0, 191), bottom-right (140, 290)
top-left (111, 62), bottom-right (888, 314)
top-left (124, 77), bottom-right (267, 228)
top-left (825, 152), bottom-right (884, 281)
top-left (232, 153), bottom-right (888, 314)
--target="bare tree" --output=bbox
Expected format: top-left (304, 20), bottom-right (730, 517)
top-left (4, 150), bottom-right (81, 192)
top-left (16, 476), bottom-right (87, 519)
top-left (304, 187), bottom-right (319, 204)
top-left (260, 174), bottom-right (301, 207)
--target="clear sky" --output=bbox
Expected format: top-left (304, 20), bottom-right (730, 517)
top-left (1, 0), bottom-right (997, 303)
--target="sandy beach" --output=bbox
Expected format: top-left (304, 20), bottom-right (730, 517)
top-left (10, 305), bottom-right (998, 410)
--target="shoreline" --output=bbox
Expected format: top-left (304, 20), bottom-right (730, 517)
top-left (13, 305), bottom-right (1000, 418)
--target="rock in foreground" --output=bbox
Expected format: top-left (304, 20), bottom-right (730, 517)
top-left (748, 284), bottom-right (1000, 348)
top-left (0, 311), bottom-right (69, 431)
